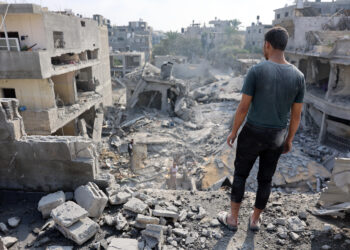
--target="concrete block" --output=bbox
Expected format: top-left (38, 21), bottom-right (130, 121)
top-left (115, 213), bottom-right (127, 231)
top-left (38, 191), bottom-right (65, 218)
top-left (0, 237), bottom-right (7, 250)
top-left (0, 223), bottom-right (8, 234)
top-left (94, 173), bottom-right (115, 189)
top-left (109, 192), bottom-right (132, 205)
top-left (56, 217), bottom-right (99, 246)
top-left (142, 224), bottom-right (164, 241)
top-left (7, 217), bottom-right (20, 228)
top-left (107, 238), bottom-right (138, 250)
top-left (51, 201), bottom-right (88, 227)
top-left (136, 215), bottom-right (159, 225)
top-left (123, 198), bottom-right (148, 214)
top-left (74, 182), bottom-right (108, 218)
top-left (152, 209), bottom-right (179, 220)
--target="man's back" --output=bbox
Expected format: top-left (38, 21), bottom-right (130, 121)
top-left (242, 60), bottom-right (305, 129)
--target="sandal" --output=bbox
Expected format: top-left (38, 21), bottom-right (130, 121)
top-left (217, 211), bottom-right (238, 231)
top-left (249, 211), bottom-right (262, 231)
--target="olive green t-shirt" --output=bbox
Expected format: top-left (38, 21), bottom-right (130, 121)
top-left (242, 60), bottom-right (305, 129)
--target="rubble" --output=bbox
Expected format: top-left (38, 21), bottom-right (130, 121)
top-left (1, 237), bottom-right (17, 248)
top-left (50, 201), bottom-right (89, 227)
top-left (123, 198), bottom-right (148, 214)
top-left (56, 217), bottom-right (99, 246)
top-left (38, 191), bottom-right (66, 218)
top-left (46, 247), bottom-right (73, 250)
top-left (74, 182), bottom-right (108, 218)
top-left (107, 238), bottom-right (139, 250)
top-left (7, 217), bottom-right (20, 228)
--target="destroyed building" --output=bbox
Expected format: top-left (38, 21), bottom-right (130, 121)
top-left (0, 4), bottom-right (112, 139)
top-left (122, 63), bottom-right (187, 112)
top-left (154, 55), bottom-right (187, 68)
top-left (245, 16), bottom-right (272, 52)
top-left (273, 0), bottom-right (350, 149)
top-left (110, 51), bottom-right (145, 78)
top-left (109, 19), bottom-right (153, 61)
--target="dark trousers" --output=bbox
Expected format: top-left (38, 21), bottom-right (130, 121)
top-left (231, 122), bottom-right (287, 210)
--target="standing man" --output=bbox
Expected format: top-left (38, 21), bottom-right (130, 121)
top-left (218, 27), bottom-right (305, 231)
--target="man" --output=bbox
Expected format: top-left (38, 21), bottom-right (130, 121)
top-left (218, 27), bottom-right (305, 231)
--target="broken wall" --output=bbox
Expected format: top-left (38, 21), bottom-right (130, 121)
top-left (0, 98), bottom-right (99, 192)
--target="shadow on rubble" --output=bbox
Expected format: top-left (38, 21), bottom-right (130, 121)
top-left (213, 228), bottom-right (256, 250)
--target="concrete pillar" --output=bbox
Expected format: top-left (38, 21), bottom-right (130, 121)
top-left (318, 112), bottom-right (327, 144)
top-left (325, 63), bottom-right (336, 100)
top-left (161, 88), bottom-right (168, 112)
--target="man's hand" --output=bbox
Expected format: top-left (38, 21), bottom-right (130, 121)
top-left (227, 132), bottom-right (237, 148)
top-left (282, 140), bottom-right (292, 154)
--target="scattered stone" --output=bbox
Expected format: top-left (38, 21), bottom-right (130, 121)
top-left (2, 236), bottom-right (17, 248)
top-left (142, 224), bottom-right (164, 241)
top-left (107, 238), bottom-right (138, 250)
top-left (34, 237), bottom-right (50, 247)
top-left (56, 217), bottom-right (99, 245)
top-left (185, 236), bottom-right (195, 245)
top-left (266, 223), bottom-right (275, 231)
top-left (196, 207), bottom-right (207, 220)
top-left (0, 237), bottom-right (7, 250)
top-left (275, 218), bottom-right (286, 226)
top-left (173, 228), bottom-right (188, 237)
top-left (7, 217), bottom-right (20, 228)
top-left (277, 239), bottom-right (285, 245)
top-left (51, 201), bottom-right (88, 227)
top-left (38, 191), bottom-right (65, 218)
top-left (321, 245), bottom-right (331, 250)
top-left (289, 232), bottom-right (300, 241)
top-left (179, 210), bottom-right (187, 222)
top-left (136, 215), bottom-right (160, 225)
top-left (0, 223), bottom-right (9, 234)
top-left (298, 211), bottom-right (307, 220)
top-left (287, 216), bottom-right (306, 232)
top-left (210, 219), bottom-right (220, 227)
top-left (115, 213), bottom-right (127, 231)
top-left (123, 198), bottom-right (148, 214)
top-left (74, 182), bottom-right (108, 218)
top-left (104, 215), bottom-right (116, 226)
top-left (277, 227), bottom-right (288, 239)
top-left (109, 192), bottom-right (132, 205)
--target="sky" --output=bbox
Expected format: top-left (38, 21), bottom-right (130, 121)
top-left (3, 0), bottom-right (330, 31)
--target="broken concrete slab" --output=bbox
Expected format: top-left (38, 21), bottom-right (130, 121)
top-left (287, 216), bottom-right (306, 232)
top-left (107, 238), bottom-right (138, 250)
top-left (51, 201), bottom-right (88, 227)
top-left (109, 191), bottom-right (132, 205)
top-left (56, 217), bottom-right (99, 246)
top-left (0, 237), bottom-right (6, 250)
top-left (38, 191), bottom-right (65, 218)
top-left (123, 198), bottom-right (148, 214)
top-left (7, 217), bottom-right (20, 228)
top-left (173, 228), bottom-right (188, 237)
top-left (152, 209), bottom-right (179, 220)
top-left (115, 213), bottom-right (128, 231)
top-left (74, 182), bottom-right (108, 218)
top-left (136, 214), bottom-right (160, 225)
top-left (1, 237), bottom-right (17, 248)
top-left (142, 224), bottom-right (164, 241)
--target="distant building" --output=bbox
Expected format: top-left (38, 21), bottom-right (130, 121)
top-left (0, 3), bottom-right (112, 138)
top-left (245, 16), bottom-right (272, 52)
top-left (110, 51), bottom-right (145, 77)
top-left (154, 55), bottom-right (187, 68)
top-left (152, 30), bottom-right (167, 45)
top-left (109, 19), bottom-right (153, 61)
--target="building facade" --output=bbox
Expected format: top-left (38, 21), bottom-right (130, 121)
top-left (0, 4), bottom-right (112, 139)
top-left (273, 0), bottom-right (350, 149)
top-left (109, 20), bottom-right (153, 61)
top-left (245, 16), bottom-right (272, 52)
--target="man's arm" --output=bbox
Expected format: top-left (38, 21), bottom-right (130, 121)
top-left (283, 103), bottom-right (303, 154)
top-left (227, 94), bottom-right (252, 147)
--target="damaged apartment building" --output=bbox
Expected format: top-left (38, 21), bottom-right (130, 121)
top-left (0, 3), bottom-right (112, 140)
top-left (274, 0), bottom-right (350, 149)
top-left (109, 19), bottom-right (153, 62)
top-left (245, 16), bottom-right (272, 52)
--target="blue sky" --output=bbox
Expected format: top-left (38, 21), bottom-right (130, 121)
top-left (4, 0), bottom-right (330, 31)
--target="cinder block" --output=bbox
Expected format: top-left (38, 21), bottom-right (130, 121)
top-left (38, 191), bottom-right (65, 218)
top-left (51, 201), bottom-right (88, 227)
top-left (107, 238), bottom-right (138, 250)
top-left (74, 182), bottom-right (108, 218)
top-left (56, 217), bottom-right (99, 246)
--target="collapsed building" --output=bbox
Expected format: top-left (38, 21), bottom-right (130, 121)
top-left (154, 55), bottom-right (187, 68)
top-left (273, 0), bottom-right (350, 149)
top-left (109, 20), bottom-right (153, 61)
top-left (110, 51), bottom-right (145, 78)
top-left (0, 3), bottom-right (112, 140)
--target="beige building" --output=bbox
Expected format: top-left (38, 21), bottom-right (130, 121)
top-left (274, 1), bottom-right (350, 149)
top-left (0, 3), bottom-right (112, 138)
top-left (245, 16), bottom-right (272, 52)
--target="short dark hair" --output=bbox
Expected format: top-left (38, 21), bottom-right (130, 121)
top-left (264, 26), bottom-right (289, 51)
